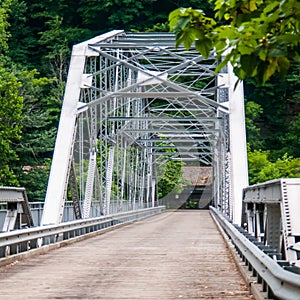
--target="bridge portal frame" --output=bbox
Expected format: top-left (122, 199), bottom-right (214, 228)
top-left (41, 30), bottom-right (248, 226)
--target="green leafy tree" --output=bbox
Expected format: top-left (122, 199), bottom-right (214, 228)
top-left (157, 160), bottom-right (184, 198)
top-left (38, 15), bottom-right (89, 100)
top-left (244, 78), bottom-right (288, 156)
top-left (0, 0), bottom-right (11, 54)
top-left (77, 0), bottom-right (213, 34)
top-left (12, 69), bottom-right (60, 200)
top-left (281, 113), bottom-right (300, 158)
top-left (6, 0), bottom-right (37, 67)
top-left (169, 0), bottom-right (300, 84)
top-left (245, 100), bottom-right (263, 149)
top-left (0, 66), bottom-right (23, 185)
top-left (244, 65), bottom-right (300, 158)
top-left (169, 1), bottom-right (300, 185)
top-left (0, 0), bottom-right (23, 185)
top-left (248, 146), bottom-right (300, 184)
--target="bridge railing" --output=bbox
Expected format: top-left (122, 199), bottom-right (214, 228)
top-left (0, 200), bottom-right (153, 228)
top-left (210, 206), bottom-right (300, 300)
top-left (0, 206), bottom-right (165, 261)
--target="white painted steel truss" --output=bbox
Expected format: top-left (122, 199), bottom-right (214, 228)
top-left (244, 179), bottom-right (300, 267)
top-left (41, 31), bottom-right (248, 225)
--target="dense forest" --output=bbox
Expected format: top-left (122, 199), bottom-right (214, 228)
top-left (0, 0), bottom-right (299, 201)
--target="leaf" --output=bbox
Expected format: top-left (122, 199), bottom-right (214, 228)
top-left (257, 48), bottom-right (268, 61)
top-left (195, 37), bottom-right (212, 58)
top-left (268, 41), bottom-right (287, 57)
top-left (234, 67), bottom-right (247, 81)
top-left (183, 31), bottom-right (195, 50)
top-left (215, 54), bottom-right (231, 73)
top-left (224, 13), bottom-right (231, 20)
top-left (216, 26), bottom-right (237, 40)
top-left (173, 16), bottom-right (191, 34)
top-left (277, 56), bottom-right (290, 78)
top-left (214, 39), bottom-right (227, 52)
top-left (240, 1), bottom-right (257, 14)
top-left (263, 1), bottom-right (280, 14)
top-left (240, 54), bottom-right (258, 76)
top-left (248, 1), bottom-right (257, 12)
top-left (265, 57), bottom-right (278, 82)
top-left (169, 8), bottom-right (188, 31)
top-left (238, 44), bottom-right (254, 55)
top-left (176, 28), bottom-right (194, 50)
top-left (277, 34), bottom-right (300, 44)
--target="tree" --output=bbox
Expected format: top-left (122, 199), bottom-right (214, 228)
top-left (281, 113), bottom-right (300, 158)
top-left (12, 69), bottom-right (61, 201)
top-left (0, 0), bottom-right (24, 185)
top-left (6, 0), bottom-right (36, 67)
top-left (0, 65), bottom-right (23, 185)
top-left (38, 15), bottom-right (89, 101)
top-left (244, 64), bottom-right (300, 158)
top-left (245, 99), bottom-right (263, 149)
top-left (247, 146), bottom-right (300, 184)
top-left (0, 0), bottom-right (11, 55)
top-left (157, 159), bottom-right (185, 198)
top-left (169, 0), bottom-right (300, 84)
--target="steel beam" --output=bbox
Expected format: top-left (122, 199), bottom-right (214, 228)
top-left (108, 117), bottom-right (221, 121)
top-left (41, 30), bottom-right (125, 225)
top-left (217, 64), bottom-right (248, 225)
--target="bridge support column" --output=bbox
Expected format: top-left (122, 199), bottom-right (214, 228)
top-left (227, 65), bottom-right (249, 225)
top-left (41, 45), bottom-right (85, 226)
top-left (218, 64), bottom-right (249, 225)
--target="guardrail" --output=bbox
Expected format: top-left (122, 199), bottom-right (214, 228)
top-left (210, 206), bottom-right (300, 300)
top-left (0, 206), bottom-right (165, 260)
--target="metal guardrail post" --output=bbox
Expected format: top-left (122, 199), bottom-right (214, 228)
top-left (210, 206), bottom-right (300, 300)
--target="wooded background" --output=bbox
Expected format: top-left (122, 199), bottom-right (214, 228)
top-left (1, 0), bottom-right (299, 201)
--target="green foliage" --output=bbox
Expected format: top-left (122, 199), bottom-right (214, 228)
top-left (0, 0), bottom-right (298, 198)
top-left (281, 113), bottom-right (300, 158)
top-left (77, 0), bottom-right (213, 34)
top-left (11, 69), bottom-right (60, 200)
top-left (145, 22), bottom-right (169, 33)
top-left (6, 0), bottom-right (34, 65)
top-left (248, 146), bottom-right (300, 184)
top-left (169, 0), bottom-right (300, 84)
top-left (78, 0), bottom-right (157, 32)
top-left (0, 0), bottom-right (11, 54)
top-left (186, 200), bottom-right (198, 209)
top-left (169, 7), bottom-right (216, 57)
top-left (14, 69), bottom-right (60, 164)
top-left (157, 160), bottom-right (185, 198)
top-left (169, 1), bottom-right (300, 182)
top-left (244, 65), bottom-right (300, 158)
top-left (16, 161), bottom-right (51, 201)
top-left (38, 16), bottom-right (89, 82)
top-left (245, 100), bottom-right (263, 149)
top-left (0, 65), bottom-right (23, 185)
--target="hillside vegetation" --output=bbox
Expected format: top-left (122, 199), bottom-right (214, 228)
top-left (0, 0), bottom-right (299, 200)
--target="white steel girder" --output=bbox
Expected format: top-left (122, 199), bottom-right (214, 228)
top-left (41, 30), bottom-right (248, 225)
top-left (244, 179), bottom-right (300, 266)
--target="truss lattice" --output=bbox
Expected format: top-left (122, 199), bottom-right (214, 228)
top-left (41, 31), bottom-right (248, 225)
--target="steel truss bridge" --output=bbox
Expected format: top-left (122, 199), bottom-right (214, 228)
top-left (42, 30), bottom-right (248, 226)
top-left (1, 31), bottom-right (300, 299)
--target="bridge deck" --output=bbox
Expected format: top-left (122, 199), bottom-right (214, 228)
top-left (0, 211), bottom-right (252, 299)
